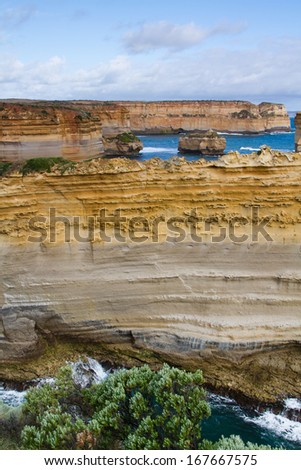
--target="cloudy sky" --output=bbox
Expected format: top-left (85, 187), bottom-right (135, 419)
top-left (1, 0), bottom-right (301, 109)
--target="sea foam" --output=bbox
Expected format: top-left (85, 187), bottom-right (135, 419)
top-left (246, 412), bottom-right (301, 443)
top-left (142, 147), bottom-right (178, 153)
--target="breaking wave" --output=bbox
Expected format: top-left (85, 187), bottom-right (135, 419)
top-left (142, 146), bottom-right (178, 153)
top-left (0, 383), bottom-right (26, 407)
top-left (240, 146), bottom-right (261, 151)
top-left (246, 412), bottom-right (301, 443)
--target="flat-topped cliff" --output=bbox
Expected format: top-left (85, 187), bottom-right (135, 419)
top-left (0, 148), bottom-right (300, 402)
top-left (0, 103), bottom-right (104, 161)
top-left (114, 100), bottom-right (290, 134)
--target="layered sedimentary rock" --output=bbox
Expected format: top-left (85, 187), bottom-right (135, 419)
top-left (72, 101), bottom-right (131, 137)
top-left (102, 132), bottom-right (143, 156)
top-left (295, 112), bottom-right (301, 152)
top-left (0, 148), bottom-right (301, 401)
top-left (178, 130), bottom-right (226, 155)
top-left (116, 100), bottom-right (290, 134)
top-left (0, 103), bottom-right (104, 161)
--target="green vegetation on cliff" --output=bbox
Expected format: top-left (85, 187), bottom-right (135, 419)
top-left (0, 162), bottom-right (13, 176)
top-left (116, 132), bottom-right (140, 143)
top-left (21, 157), bottom-right (75, 175)
top-left (16, 364), bottom-right (276, 450)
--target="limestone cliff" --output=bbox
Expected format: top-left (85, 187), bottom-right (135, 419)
top-left (115, 100), bottom-right (290, 134)
top-left (0, 149), bottom-right (301, 402)
top-left (0, 103), bottom-right (104, 161)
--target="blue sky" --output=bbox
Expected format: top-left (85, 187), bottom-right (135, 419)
top-left (1, 0), bottom-right (301, 109)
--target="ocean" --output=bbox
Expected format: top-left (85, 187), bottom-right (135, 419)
top-left (137, 117), bottom-right (296, 161)
top-left (0, 116), bottom-right (300, 450)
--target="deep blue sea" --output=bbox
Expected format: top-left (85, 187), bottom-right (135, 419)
top-left (137, 117), bottom-right (296, 161)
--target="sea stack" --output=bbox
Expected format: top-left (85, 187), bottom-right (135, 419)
top-left (178, 130), bottom-right (226, 155)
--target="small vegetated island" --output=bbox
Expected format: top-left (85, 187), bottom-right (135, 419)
top-left (0, 99), bottom-right (300, 449)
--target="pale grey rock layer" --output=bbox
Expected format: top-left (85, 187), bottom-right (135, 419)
top-left (1, 242), bottom-right (300, 363)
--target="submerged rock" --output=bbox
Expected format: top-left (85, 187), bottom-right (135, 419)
top-left (178, 130), bottom-right (226, 155)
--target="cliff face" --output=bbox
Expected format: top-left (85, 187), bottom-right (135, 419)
top-left (0, 103), bottom-right (104, 161)
top-left (116, 100), bottom-right (290, 134)
top-left (72, 101), bottom-right (131, 137)
top-left (0, 149), bottom-right (301, 401)
top-left (295, 112), bottom-right (301, 152)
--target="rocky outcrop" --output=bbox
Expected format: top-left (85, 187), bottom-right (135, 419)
top-left (295, 112), bottom-right (301, 152)
top-left (0, 151), bottom-right (301, 402)
top-left (178, 130), bottom-right (226, 155)
top-left (102, 132), bottom-right (143, 156)
top-left (116, 100), bottom-right (290, 134)
top-left (0, 103), bottom-right (104, 161)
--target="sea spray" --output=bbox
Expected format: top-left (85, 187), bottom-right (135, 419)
top-left (70, 357), bottom-right (108, 388)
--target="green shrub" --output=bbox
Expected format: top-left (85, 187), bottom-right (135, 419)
top-left (85, 364), bottom-right (210, 450)
top-left (0, 162), bottom-right (12, 176)
top-left (21, 157), bottom-right (75, 175)
top-left (21, 364), bottom-right (210, 450)
top-left (117, 132), bottom-right (139, 143)
top-left (22, 366), bottom-right (78, 421)
top-left (20, 363), bottom-right (279, 451)
top-left (203, 434), bottom-right (278, 450)
top-left (22, 408), bottom-right (85, 450)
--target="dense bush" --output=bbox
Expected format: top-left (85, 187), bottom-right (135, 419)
top-left (19, 363), bottom-right (278, 450)
top-left (21, 157), bottom-right (75, 175)
top-left (202, 434), bottom-right (275, 450)
top-left (0, 162), bottom-right (12, 176)
top-left (21, 364), bottom-right (211, 450)
top-left (117, 132), bottom-right (139, 143)
top-left (85, 364), bottom-right (210, 450)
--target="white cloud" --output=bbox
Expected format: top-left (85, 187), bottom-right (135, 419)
top-left (124, 21), bottom-right (207, 53)
top-left (123, 20), bottom-right (246, 53)
top-left (1, 37), bottom-right (301, 109)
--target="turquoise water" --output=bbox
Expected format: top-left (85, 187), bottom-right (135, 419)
top-left (137, 118), bottom-right (295, 161)
top-left (204, 394), bottom-right (301, 450)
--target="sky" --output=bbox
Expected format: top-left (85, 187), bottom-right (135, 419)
top-left (0, 0), bottom-right (301, 109)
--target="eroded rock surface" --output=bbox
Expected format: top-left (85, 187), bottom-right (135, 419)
top-left (178, 130), bottom-right (226, 155)
top-left (0, 151), bottom-right (301, 401)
